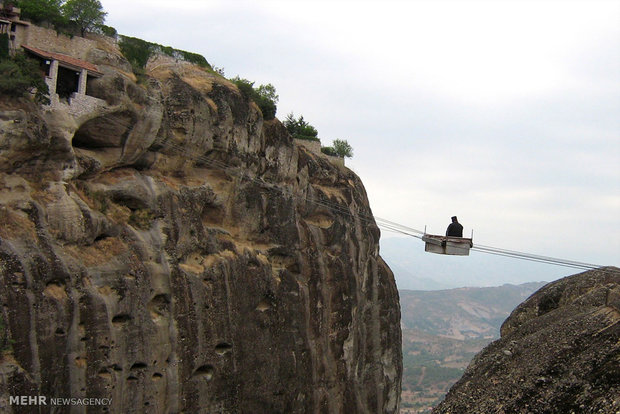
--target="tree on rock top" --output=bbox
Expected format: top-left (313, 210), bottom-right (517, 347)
top-left (62, 0), bottom-right (106, 36)
top-left (332, 139), bottom-right (353, 158)
top-left (284, 112), bottom-right (319, 141)
top-left (14, 0), bottom-right (65, 27)
top-left (231, 77), bottom-right (279, 120)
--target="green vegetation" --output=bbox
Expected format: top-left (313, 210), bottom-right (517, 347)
top-left (62, 0), bottom-right (106, 36)
top-left (284, 112), bottom-right (319, 141)
top-left (285, 112), bottom-right (354, 158)
top-left (231, 77), bottom-right (278, 120)
top-left (118, 35), bottom-right (211, 81)
top-left (0, 33), bottom-right (8, 59)
top-left (0, 52), bottom-right (50, 103)
top-left (99, 24), bottom-right (116, 37)
top-left (118, 35), bottom-right (151, 76)
top-left (322, 139), bottom-right (353, 158)
top-left (12, 0), bottom-right (109, 35)
top-left (320, 146), bottom-right (336, 156)
top-left (332, 139), bottom-right (353, 158)
top-left (400, 332), bottom-right (486, 412)
top-left (13, 0), bottom-right (66, 27)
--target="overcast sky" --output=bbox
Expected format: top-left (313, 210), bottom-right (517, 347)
top-left (101, 0), bottom-right (619, 285)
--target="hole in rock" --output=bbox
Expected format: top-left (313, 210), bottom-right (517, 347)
top-left (112, 314), bottom-right (132, 325)
top-left (130, 362), bottom-right (148, 370)
top-left (247, 258), bottom-right (262, 271)
top-left (152, 373), bottom-right (163, 381)
top-left (43, 281), bottom-right (68, 300)
top-left (127, 375), bottom-right (138, 382)
top-left (94, 233), bottom-right (110, 242)
top-left (193, 365), bottom-right (214, 381)
top-left (215, 343), bottom-right (233, 356)
top-left (256, 299), bottom-right (271, 312)
top-left (72, 111), bottom-right (135, 150)
top-left (110, 193), bottom-right (148, 211)
top-left (148, 294), bottom-right (171, 321)
top-left (98, 369), bottom-right (112, 379)
top-left (55, 328), bottom-right (66, 336)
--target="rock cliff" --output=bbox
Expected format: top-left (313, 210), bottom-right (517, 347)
top-left (0, 41), bottom-right (402, 413)
top-left (433, 266), bottom-right (620, 414)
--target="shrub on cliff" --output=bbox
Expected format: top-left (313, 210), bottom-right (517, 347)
top-left (118, 36), bottom-right (152, 72)
top-left (231, 77), bottom-right (278, 120)
top-left (15, 0), bottom-right (109, 36)
top-left (332, 139), bottom-right (353, 158)
top-left (0, 53), bottom-right (49, 104)
top-left (320, 146), bottom-right (336, 156)
top-left (14, 0), bottom-right (66, 27)
top-left (62, 0), bottom-right (107, 36)
top-left (321, 139), bottom-right (354, 158)
top-left (118, 35), bottom-right (212, 81)
top-left (284, 112), bottom-right (319, 141)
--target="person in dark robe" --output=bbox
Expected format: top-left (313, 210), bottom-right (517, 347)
top-left (446, 216), bottom-right (463, 237)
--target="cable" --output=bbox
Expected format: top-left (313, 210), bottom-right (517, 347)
top-left (90, 113), bottom-right (613, 273)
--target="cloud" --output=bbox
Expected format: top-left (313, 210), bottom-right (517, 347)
top-left (101, 0), bottom-right (620, 276)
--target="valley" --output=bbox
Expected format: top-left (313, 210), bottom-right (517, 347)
top-left (398, 282), bottom-right (546, 412)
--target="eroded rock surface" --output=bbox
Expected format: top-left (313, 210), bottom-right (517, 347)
top-left (0, 47), bottom-right (401, 413)
top-left (434, 267), bottom-right (620, 414)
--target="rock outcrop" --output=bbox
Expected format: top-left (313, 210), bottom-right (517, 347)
top-left (434, 266), bottom-right (620, 414)
top-left (0, 41), bottom-right (402, 413)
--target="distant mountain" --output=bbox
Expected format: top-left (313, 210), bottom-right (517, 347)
top-left (434, 267), bottom-right (620, 414)
top-left (380, 235), bottom-right (566, 290)
top-left (400, 282), bottom-right (547, 339)
top-left (399, 282), bottom-right (546, 413)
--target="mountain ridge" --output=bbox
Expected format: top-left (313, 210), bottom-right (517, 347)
top-left (434, 267), bottom-right (620, 413)
top-left (399, 281), bottom-right (545, 412)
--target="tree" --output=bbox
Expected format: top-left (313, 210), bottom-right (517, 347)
top-left (283, 112), bottom-right (319, 141)
top-left (332, 139), bottom-right (353, 158)
top-left (62, 0), bottom-right (106, 36)
top-left (15, 0), bottom-right (65, 26)
top-left (231, 77), bottom-right (278, 120)
top-left (0, 52), bottom-right (50, 104)
top-left (256, 83), bottom-right (278, 104)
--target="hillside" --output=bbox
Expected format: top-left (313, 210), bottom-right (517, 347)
top-left (400, 282), bottom-right (546, 339)
top-left (399, 282), bottom-right (545, 412)
top-left (434, 267), bottom-right (620, 413)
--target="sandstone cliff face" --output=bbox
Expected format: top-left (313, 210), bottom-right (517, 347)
top-left (434, 267), bottom-right (620, 414)
top-left (0, 46), bottom-right (402, 413)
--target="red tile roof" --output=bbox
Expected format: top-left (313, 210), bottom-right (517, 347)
top-left (22, 45), bottom-right (103, 76)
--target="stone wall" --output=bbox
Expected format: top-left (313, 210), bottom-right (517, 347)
top-left (24, 25), bottom-right (114, 60)
top-left (8, 21), bottom-right (29, 54)
top-left (326, 154), bottom-right (345, 167)
top-left (293, 138), bottom-right (321, 153)
top-left (66, 93), bottom-right (107, 119)
top-left (293, 138), bottom-right (345, 166)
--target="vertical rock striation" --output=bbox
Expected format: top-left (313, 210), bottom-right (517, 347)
top-left (0, 50), bottom-right (402, 412)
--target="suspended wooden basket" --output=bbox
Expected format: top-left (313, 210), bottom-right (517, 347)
top-left (422, 234), bottom-right (473, 256)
